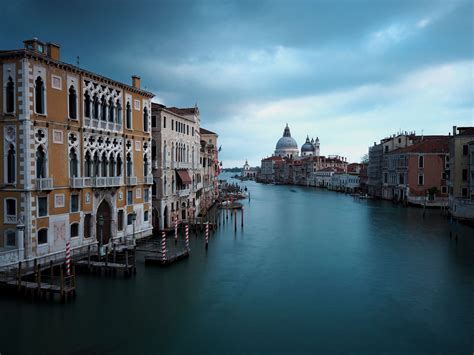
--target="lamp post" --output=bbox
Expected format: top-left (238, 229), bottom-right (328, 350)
top-left (98, 214), bottom-right (104, 257)
top-left (131, 211), bottom-right (137, 246)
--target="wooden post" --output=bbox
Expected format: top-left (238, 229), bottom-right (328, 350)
top-left (133, 246), bottom-right (137, 275)
top-left (60, 265), bottom-right (64, 302)
top-left (50, 260), bottom-right (54, 287)
top-left (105, 245), bottom-right (108, 272)
top-left (113, 245), bottom-right (117, 263)
top-left (37, 263), bottom-right (41, 296)
top-left (17, 261), bottom-right (22, 290)
top-left (234, 209), bottom-right (237, 232)
top-left (88, 244), bottom-right (91, 270)
top-left (72, 263), bottom-right (77, 298)
top-left (125, 249), bottom-right (129, 269)
top-left (241, 207), bottom-right (244, 229)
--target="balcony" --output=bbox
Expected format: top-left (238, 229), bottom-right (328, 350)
top-left (91, 119), bottom-right (99, 128)
top-left (99, 120), bottom-right (107, 129)
top-left (143, 175), bottom-right (154, 185)
top-left (107, 177), bottom-right (122, 187)
top-left (82, 177), bottom-right (122, 188)
top-left (126, 176), bottom-right (138, 186)
top-left (70, 177), bottom-right (84, 189)
top-left (177, 189), bottom-right (190, 197)
top-left (36, 178), bottom-right (53, 191)
top-left (176, 162), bottom-right (191, 169)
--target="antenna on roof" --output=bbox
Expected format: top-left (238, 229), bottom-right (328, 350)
top-left (76, 56), bottom-right (80, 67)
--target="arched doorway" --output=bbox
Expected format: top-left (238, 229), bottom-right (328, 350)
top-left (96, 200), bottom-right (112, 246)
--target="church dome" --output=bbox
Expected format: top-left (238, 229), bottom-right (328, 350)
top-left (275, 124), bottom-right (299, 158)
top-left (301, 136), bottom-right (315, 153)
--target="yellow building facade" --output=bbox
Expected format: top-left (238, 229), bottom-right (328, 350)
top-left (0, 39), bottom-right (154, 265)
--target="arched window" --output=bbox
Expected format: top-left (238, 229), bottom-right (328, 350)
top-left (116, 154), bottom-right (122, 176)
top-left (101, 96), bottom-right (107, 121)
top-left (116, 100), bottom-right (122, 125)
top-left (126, 152), bottom-right (133, 177)
top-left (6, 77), bottom-right (14, 113)
top-left (109, 155), bottom-right (116, 177)
top-left (35, 76), bottom-right (45, 114)
top-left (38, 228), bottom-right (48, 244)
top-left (84, 151), bottom-right (92, 177)
top-left (68, 86), bottom-right (77, 119)
top-left (84, 91), bottom-right (91, 118)
top-left (93, 94), bottom-right (99, 119)
top-left (143, 107), bottom-right (149, 132)
top-left (164, 176), bottom-right (167, 195)
top-left (7, 144), bottom-right (15, 184)
top-left (69, 148), bottom-right (78, 177)
top-left (126, 102), bottom-right (132, 129)
top-left (101, 152), bottom-right (108, 177)
top-left (36, 146), bottom-right (46, 178)
top-left (109, 98), bottom-right (114, 122)
top-left (93, 152), bottom-right (100, 177)
top-left (144, 154), bottom-right (149, 176)
top-left (70, 223), bottom-right (79, 238)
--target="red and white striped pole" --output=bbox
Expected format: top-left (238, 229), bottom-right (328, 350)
top-left (205, 222), bottom-right (209, 250)
top-left (174, 217), bottom-right (178, 243)
top-left (185, 224), bottom-right (190, 251)
top-left (65, 241), bottom-right (71, 275)
top-left (161, 231), bottom-right (167, 262)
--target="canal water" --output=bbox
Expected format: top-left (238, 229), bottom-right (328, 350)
top-left (1, 173), bottom-right (473, 354)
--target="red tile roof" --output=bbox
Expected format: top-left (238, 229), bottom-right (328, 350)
top-left (389, 137), bottom-right (449, 154)
top-left (457, 127), bottom-right (474, 136)
top-left (200, 127), bottom-right (216, 135)
top-left (167, 107), bottom-right (198, 115)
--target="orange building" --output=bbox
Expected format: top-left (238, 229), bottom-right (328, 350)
top-left (0, 39), bottom-right (154, 265)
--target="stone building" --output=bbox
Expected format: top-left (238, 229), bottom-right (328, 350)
top-left (199, 128), bottom-right (219, 215)
top-left (448, 126), bottom-right (474, 222)
top-left (150, 104), bottom-right (201, 229)
top-left (0, 38), bottom-right (154, 265)
top-left (241, 160), bottom-right (258, 179)
top-left (383, 137), bottom-right (449, 205)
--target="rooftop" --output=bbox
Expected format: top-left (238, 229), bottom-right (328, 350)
top-left (389, 137), bottom-right (450, 154)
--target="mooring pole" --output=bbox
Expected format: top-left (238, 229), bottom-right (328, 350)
top-left (241, 207), bottom-right (244, 229)
top-left (234, 209), bottom-right (237, 232)
top-left (205, 222), bottom-right (209, 251)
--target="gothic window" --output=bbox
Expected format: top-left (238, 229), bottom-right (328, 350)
top-left (69, 148), bottom-right (78, 177)
top-left (143, 107), bottom-right (149, 132)
top-left (36, 146), bottom-right (47, 178)
top-left (109, 155), bottom-right (116, 177)
top-left (117, 154), bottom-right (122, 176)
top-left (126, 152), bottom-right (133, 177)
top-left (101, 96), bottom-right (107, 121)
top-left (7, 144), bottom-right (15, 184)
top-left (6, 77), bottom-right (14, 113)
top-left (117, 210), bottom-right (124, 231)
top-left (35, 76), bottom-right (45, 114)
top-left (93, 152), bottom-right (100, 177)
top-left (93, 94), bottom-right (99, 119)
top-left (126, 102), bottom-right (132, 129)
top-left (116, 100), bottom-right (122, 125)
top-left (84, 214), bottom-right (92, 238)
top-left (68, 86), bottom-right (77, 119)
top-left (84, 151), bottom-right (92, 177)
top-left (84, 91), bottom-right (91, 118)
top-left (101, 152), bottom-right (108, 177)
top-left (144, 154), bottom-right (149, 176)
top-left (109, 98), bottom-right (114, 122)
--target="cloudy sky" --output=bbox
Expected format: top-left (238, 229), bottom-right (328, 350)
top-left (3, 0), bottom-right (473, 167)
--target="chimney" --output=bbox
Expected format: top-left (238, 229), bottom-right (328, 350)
top-left (132, 75), bottom-right (141, 89)
top-left (46, 42), bottom-right (60, 61)
top-left (452, 125), bottom-right (457, 136)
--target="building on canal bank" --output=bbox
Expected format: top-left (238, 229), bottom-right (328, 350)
top-left (150, 103), bottom-right (201, 229)
top-left (199, 128), bottom-right (220, 215)
top-left (241, 160), bottom-right (258, 179)
top-left (0, 38), bottom-right (154, 265)
top-left (448, 126), bottom-right (474, 223)
top-left (382, 137), bottom-right (449, 206)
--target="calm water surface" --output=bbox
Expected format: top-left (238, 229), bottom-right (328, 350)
top-left (1, 174), bottom-right (473, 354)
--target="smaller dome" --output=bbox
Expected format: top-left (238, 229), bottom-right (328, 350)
top-left (301, 136), bottom-right (315, 153)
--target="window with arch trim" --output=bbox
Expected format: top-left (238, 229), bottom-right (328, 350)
top-left (35, 76), bottom-right (45, 114)
top-left (143, 107), bottom-right (149, 132)
top-left (126, 101), bottom-right (132, 129)
top-left (84, 91), bottom-right (91, 118)
top-left (68, 85), bottom-right (77, 119)
top-left (7, 143), bottom-right (16, 184)
top-left (38, 228), bottom-right (48, 244)
top-left (6, 76), bottom-right (15, 114)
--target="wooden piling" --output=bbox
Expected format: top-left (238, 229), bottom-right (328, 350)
top-left (234, 209), bottom-right (237, 232)
top-left (241, 207), bottom-right (244, 228)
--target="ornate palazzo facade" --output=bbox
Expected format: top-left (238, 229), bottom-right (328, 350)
top-left (0, 38), bottom-right (154, 265)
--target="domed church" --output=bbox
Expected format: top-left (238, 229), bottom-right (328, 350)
top-left (301, 136), bottom-right (320, 157)
top-left (274, 124), bottom-right (300, 158)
